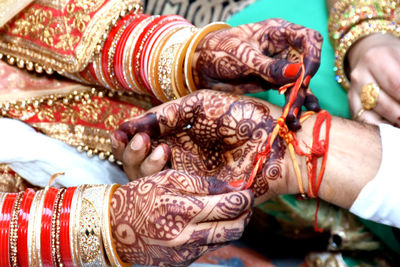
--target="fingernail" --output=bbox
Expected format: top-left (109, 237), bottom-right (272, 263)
top-left (131, 134), bottom-right (143, 151)
top-left (151, 146), bottom-right (164, 161)
top-left (283, 63), bottom-right (302, 78)
top-left (111, 134), bottom-right (119, 149)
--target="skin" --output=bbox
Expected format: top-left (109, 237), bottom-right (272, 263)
top-left (193, 18), bottom-right (323, 130)
top-left (110, 169), bottom-right (253, 266)
top-left (113, 90), bottom-right (289, 204)
top-left (112, 90), bottom-right (382, 209)
top-left (327, 0), bottom-right (400, 127)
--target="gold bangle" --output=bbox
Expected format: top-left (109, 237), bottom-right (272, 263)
top-left (27, 189), bottom-right (42, 267)
top-left (334, 19), bottom-right (400, 91)
top-left (184, 22), bottom-right (231, 93)
top-left (74, 185), bottom-right (111, 266)
top-left (174, 27), bottom-right (199, 98)
top-left (101, 184), bottom-right (131, 267)
top-left (328, 0), bottom-right (398, 48)
top-left (32, 188), bottom-right (47, 267)
top-left (150, 25), bottom-right (186, 102)
top-left (70, 185), bottom-right (85, 267)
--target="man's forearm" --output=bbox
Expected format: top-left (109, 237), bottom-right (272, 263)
top-left (290, 112), bottom-right (382, 209)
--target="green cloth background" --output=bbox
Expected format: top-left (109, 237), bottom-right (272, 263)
top-left (227, 0), bottom-right (350, 119)
top-left (226, 0), bottom-right (400, 255)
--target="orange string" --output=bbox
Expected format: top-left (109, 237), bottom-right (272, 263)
top-left (228, 54), bottom-right (332, 232)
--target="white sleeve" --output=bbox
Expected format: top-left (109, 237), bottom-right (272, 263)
top-left (0, 118), bottom-right (129, 188)
top-left (350, 123), bottom-right (400, 228)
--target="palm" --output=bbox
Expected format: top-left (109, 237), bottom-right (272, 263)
top-left (117, 90), bottom-right (287, 199)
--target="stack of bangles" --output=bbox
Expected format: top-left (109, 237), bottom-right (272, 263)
top-left (0, 184), bottom-right (127, 267)
top-left (328, 0), bottom-right (400, 90)
top-left (74, 11), bottom-right (231, 102)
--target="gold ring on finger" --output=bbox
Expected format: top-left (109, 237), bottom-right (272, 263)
top-left (360, 83), bottom-right (380, 110)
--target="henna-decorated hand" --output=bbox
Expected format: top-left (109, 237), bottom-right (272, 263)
top-left (112, 90), bottom-right (297, 204)
top-left (194, 18), bottom-right (323, 130)
top-left (110, 169), bottom-right (253, 266)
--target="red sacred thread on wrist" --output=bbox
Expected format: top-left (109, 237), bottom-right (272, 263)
top-left (0, 193), bottom-right (17, 267)
top-left (59, 187), bottom-right (76, 267)
top-left (17, 189), bottom-right (35, 267)
top-left (41, 187), bottom-right (59, 267)
top-left (228, 55), bottom-right (332, 232)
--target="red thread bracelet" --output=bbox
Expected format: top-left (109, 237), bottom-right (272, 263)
top-left (17, 189), bottom-right (35, 267)
top-left (59, 187), bottom-right (76, 267)
top-left (40, 187), bottom-right (59, 267)
top-left (0, 193), bottom-right (17, 267)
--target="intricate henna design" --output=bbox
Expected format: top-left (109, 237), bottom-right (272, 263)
top-left (193, 18), bottom-right (323, 130)
top-left (110, 169), bottom-right (253, 266)
top-left (115, 90), bottom-right (287, 200)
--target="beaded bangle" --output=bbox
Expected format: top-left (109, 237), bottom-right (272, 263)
top-left (150, 24), bottom-right (190, 101)
top-left (9, 192), bottom-right (24, 267)
top-left (334, 19), bottom-right (400, 90)
top-left (0, 193), bottom-right (17, 267)
top-left (102, 13), bottom-right (139, 90)
top-left (59, 187), bottom-right (77, 267)
top-left (328, 0), bottom-right (398, 48)
top-left (101, 184), bottom-right (131, 267)
top-left (41, 187), bottom-right (59, 266)
top-left (51, 188), bottom-right (66, 266)
top-left (184, 22), bottom-right (232, 93)
top-left (17, 189), bottom-right (35, 267)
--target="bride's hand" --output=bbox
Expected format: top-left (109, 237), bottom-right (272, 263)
top-left (110, 169), bottom-right (253, 266)
top-left (112, 90), bottom-right (295, 204)
top-left (193, 18), bottom-right (323, 130)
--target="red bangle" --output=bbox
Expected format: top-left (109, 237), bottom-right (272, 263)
top-left (40, 187), bottom-right (59, 267)
top-left (101, 13), bottom-right (138, 89)
top-left (140, 16), bottom-right (187, 94)
top-left (114, 14), bottom-right (149, 89)
top-left (132, 15), bottom-right (167, 94)
top-left (0, 193), bottom-right (17, 267)
top-left (59, 187), bottom-right (76, 267)
top-left (17, 189), bottom-right (35, 267)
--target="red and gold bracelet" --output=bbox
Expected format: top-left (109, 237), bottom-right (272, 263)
top-left (59, 187), bottom-right (76, 267)
top-left (0, 193), bottom-right (17, 267)
top-left (123, 16), bottom-right (154, 95)
top-left (140, 16), bottom-right (188, 95)
top-left (102, 13), bottom-right (139, 90)
top-left (16, 189), bottom-right (35, 267)
top-left (114, 14), bottom-right (149, 90)
top-left (132, 15), bottom-right (166, 94)
top-left (51, 188), bottom-right (66, 266)
top-left (40, 187), bottom-right (59, 266)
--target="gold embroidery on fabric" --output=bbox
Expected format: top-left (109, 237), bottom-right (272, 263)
top-left (0, 0), bottom-right (143, 72)
top-left (0, 164), bottom-right (28, 193)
